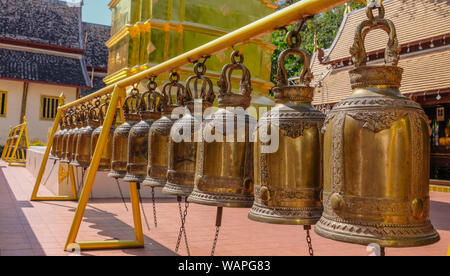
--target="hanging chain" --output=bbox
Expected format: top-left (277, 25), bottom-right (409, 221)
top-left (175, 197), bottom-right (190, 256)
top-left (211, 226), bottom-right (221, 257)
top-left (182, 198), bottom-right (190, 256)
top-left (138, 185), bottom-right (151, 231)
top-left (115, 178), bottom-right (128, 212)
top-left (151, 187), bottom-right (158, 228)
top-left (211, 207), bottom-right (223, 257)
top-left (304, 226), bottom-right (314, 256)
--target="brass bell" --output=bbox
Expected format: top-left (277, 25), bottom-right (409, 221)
top-left (61, 109), bottom-right (76, 164)
top-left (249, 30), bottom-right (325, 225)
top-left (188, 51), bottom-right (254, 208)
top-left (91, 96), bottom-right (115, 171)
top-left (142, 73), bottom-right (184, 187)
top-left (163, 62), bottom-right (215, 197)
top-left (51, 117), bottom-right (65, 160)
top-left (315, 2), bottom-right (440, 248)
top-left (57, 113), bottom-right (70, 160)
top-left (124, 79), bottom-right (162, 183)
top-left (109, 86), bottom-right (141, 179)
top-left (70, 105), bottom-right (87, 167)
top-left (74, 101), bottom-right (98, 168)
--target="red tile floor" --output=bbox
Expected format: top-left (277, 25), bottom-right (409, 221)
top-left (0, 160), bottom-right (449, 256)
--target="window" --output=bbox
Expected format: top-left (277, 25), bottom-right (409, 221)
top-left (40, 95), bottom-right (59, 120)
top-left (0, 90), bottom-right (7, 117)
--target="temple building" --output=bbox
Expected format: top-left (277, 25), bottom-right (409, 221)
top-left (310, 0), bottom-right (450, 182)
top-left (106, 0), bottom-right (278, 99)
top-left (0, 0), bottom-right (110, 144)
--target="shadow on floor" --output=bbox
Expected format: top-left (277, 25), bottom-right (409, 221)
top-left (430, 200), bottom-right (450, 231)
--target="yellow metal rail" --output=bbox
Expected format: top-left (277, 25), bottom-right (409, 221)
top-left (30, 0), bottom-right (353, 251)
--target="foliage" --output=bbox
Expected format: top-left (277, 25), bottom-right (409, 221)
top-left (270, 1), bottom-right (365, 85)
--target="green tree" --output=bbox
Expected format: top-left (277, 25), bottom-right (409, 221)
top-left (271, 1), bottom-right (365, 85)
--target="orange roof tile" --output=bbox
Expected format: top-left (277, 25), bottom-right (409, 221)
top-left (323, 0), bottom-right (450, 62)
top-left (312, 47), bottom-right (450, 105)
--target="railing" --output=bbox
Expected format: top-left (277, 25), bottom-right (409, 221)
top-left (30, 0), bottom-right (353, 251)
top-left (1, 117), bottom-right (29, 167)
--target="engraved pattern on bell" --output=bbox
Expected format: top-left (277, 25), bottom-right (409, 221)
top-left (163, 60), bottom-right (215, 197)
top-left (51, 117), bottom-right (65, 159)
top-left (70, 106), bottom-right (86, 167)
top-left (188, 52), bottom-right (255, 208)
top-left (142, 74), bottom-right (185, 187)
top-left (249, 30), bottom-right (325, 225)
top-left (314, 3), bottom-right (440, 247)
top-left (124, 79), bottom-right (162, 183)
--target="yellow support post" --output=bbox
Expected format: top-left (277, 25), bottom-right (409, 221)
top-left (7, 118), bottom-right (29, 167)
top-left (64, 86), bottom-right (143, 251)
top-left (4, 126), bottom-right (18, 162)
top-left (30, 110), bottom-right (78, 201)
top-left (447, 241), bottom-right (450, 256)
top-left (1, 126), bottom-right (13, 160)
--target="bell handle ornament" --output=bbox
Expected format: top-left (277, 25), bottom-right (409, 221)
top-left (140, 77), bottom-right (161, 112)
top-left (185, 61), bottom-right (215, 104)
top-left (350, 1), bottom-right (400, 67)
top-left (123, 84), bottom-right (140, 115)
top-left (161, 72), bottom-right (186, 109)
top-left (217, 50), bottom-right (252, 98)
top-left (276, 33), bottom-right (313, 87)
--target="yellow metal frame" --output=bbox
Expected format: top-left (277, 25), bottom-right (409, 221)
top-left (28, 0), bottom-right (352, 251)
top-left (448, 241), bottom-right (450, 256)
top-left (1, 126), bottom-right (13, 160)
top-left (3, 117), bottom-right (30, 167)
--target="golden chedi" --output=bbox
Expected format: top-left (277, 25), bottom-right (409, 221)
top-left (124, 79), bottom-right (162, 183)
top-left (163, 61), bottom-right (216, 197)
top-left (143, 73), bottom-right (185, 188)
top-left (188, 51), bottom-right (254, 208)
top-left (249, 30), bottom-right (325, 225)
top-left (314, 2), bottom-right (440, 247)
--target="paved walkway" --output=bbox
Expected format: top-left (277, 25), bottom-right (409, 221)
top-left (0, 161), bottom-right (449, 256)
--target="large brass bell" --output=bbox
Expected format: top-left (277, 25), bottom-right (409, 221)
top-left (142, 73), bottom-right (184, 187)
top-left (109, 86), bottom-right (141, 179)
top-left (124, 79), bottom-right (162, 183)
top-left (163, 62), bottom-right (215, 197)
top-left (91, 96), bottom-right (115, 171)
top-left (188, 51), bottom-right (254, 208)
top-left (314, 2), bottom-right (440, 248)
top-left (249, 30), bottom-right (325, 225)
top-left (70, 105), bottom-right (87, 167)
top-left (61, 109), bottom-right (76, 164)
top-left (74, 101), bottom-right (98, 168)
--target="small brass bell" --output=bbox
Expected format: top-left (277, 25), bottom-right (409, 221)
top-left (91, 97), bottom-right (115, 171)
top-left (188, 51), bottom-right (255, 208)
top-left (142, 73), bottom-right (185, 188)
top-left (109, 86), bottom-right (141, 179)
top-left (51, 116), bottom-right (65, 160)
top-left (163, 62), bottom-right (215, 197)
top-left (74, 101), bottom-right (98, 168)
top-left (70, 105), bottom-right (87, 167)
top-left (61, 109), bottom-right (76, 164)
top-left (57, 113), bottom-right (70, 160)
top-left (249, 30), bottom-right (325, 225)
top-left (315, 2), bottom-right (440, 248)
top-left (124, 79), bottom-right (162, 183)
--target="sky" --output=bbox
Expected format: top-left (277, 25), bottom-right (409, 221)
top-left (63, 0), bottom-right (112, 26)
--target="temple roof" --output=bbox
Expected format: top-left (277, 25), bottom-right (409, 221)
top-left (312, 48), bottom-right (450, 105)
top-left (321, 0), bottom-right (450, 63)
top-left (0, 0), bottom-right (84, 50)
top-left (83, 23), bottom-right (110, 70)
top-left (0, 47), bottom-right (90, 87)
